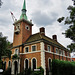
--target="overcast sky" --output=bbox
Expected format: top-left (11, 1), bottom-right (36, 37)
top-left (0, 0), bottom-right (73, 48)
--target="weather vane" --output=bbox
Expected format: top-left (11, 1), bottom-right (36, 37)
top-left (0, 0), bottom-right (3, 8)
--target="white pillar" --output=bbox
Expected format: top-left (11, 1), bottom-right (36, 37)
top-left (40, 42), bottom-right (46, 75)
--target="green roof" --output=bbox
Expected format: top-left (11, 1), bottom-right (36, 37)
top-left (25, 33), bottom-right (67, 50)
top-left (20, 0), bottom-right (27, 20)
top-left (23, 0), bottom-right (26, 10)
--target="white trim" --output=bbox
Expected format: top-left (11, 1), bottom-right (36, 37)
top-left (24, 46), bottom-right (29, 53)
top-left (40, 42), bottom-right (46, 75)
top-left (31, 57), bottom-right (37, 70)
top-left (20, 50), bottom-right (41, 54)
top-left (24, 58), bottom-right (29, 69)
top-left (31, 44), bottom-right (37, 52)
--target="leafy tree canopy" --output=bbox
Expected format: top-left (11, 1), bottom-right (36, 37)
top-left (57, 1), bottom-right (75, 52)
top-left (0, 32), bottom-right (12, 60)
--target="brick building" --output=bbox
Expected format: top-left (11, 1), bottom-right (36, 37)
top-left (3, 0), bottom-right (71, 75)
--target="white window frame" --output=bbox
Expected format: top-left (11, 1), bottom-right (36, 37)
top-left (24, 46), bottom-right (29, 53)
top-left (59, 49), bottom-right (62, 55)
top-left (24, 58), bottom-right (29, 69)
top-left (47, 45), bottom-right (51, 52)
top-left (31, 45), bottom-right (37, 52)
top-left (56, 48), bottom-right (59, 54)
top-left (63, 51), bottom-right (65, 56)
top-left (15, 48), bottom-right (19, 55)
top-left (31, 57), bottom-right (37, 70)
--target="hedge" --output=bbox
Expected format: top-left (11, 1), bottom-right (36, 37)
top-left (52, 59), bottom-right (75, 75)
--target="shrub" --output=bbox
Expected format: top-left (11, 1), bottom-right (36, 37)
top-left (52, 59), bottom-right (75, 75)
top-left (3, 67), bottom-right (11, 75)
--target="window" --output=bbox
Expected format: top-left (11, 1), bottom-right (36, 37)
top-left (63, 51), bottom-right (65, 56)
top-left (56, 48), bottom-right (59, 54)
top-left (48, 46), bottom-right (51, 52)
top-left (15, 49), bottom-right (18, 54)
top-left (32, 58), bottom-right (36, 70)
top-left (25, 59), bottom-right (29, 69)
top-left (25, 47), bottom-right (29, 52)
top-left (48, 59), bottom-right (51, 72)
top-left (67, 52), bottom-right (69, 57)
top-left (4, 62), bottom-right (6, 71)
top-left (32, 45), bottom-right (36, 51)
top-left (8, 61), bottom-right (11, 67)
top-left (59, 50), bottom-right (62, 55)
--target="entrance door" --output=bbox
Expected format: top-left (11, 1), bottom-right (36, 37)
top-left (14, 61), bottom-right (18, 75)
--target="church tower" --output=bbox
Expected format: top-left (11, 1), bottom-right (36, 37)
top-left (13, 0), bottom-right (33, 46)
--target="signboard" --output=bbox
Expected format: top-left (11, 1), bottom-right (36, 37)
top-left (0, 69), bottom-right (3, 72)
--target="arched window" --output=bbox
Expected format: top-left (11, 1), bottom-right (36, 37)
top-left (25, 59), bottom-right (29, 69)
top-left (8, 61), bottom-right (11, 67)
top-left (32, 58), bottom-right (36, 70)
top-left (48, 58), bottom-right (51, 72)
top-left (4, 62), bottom-right (6, 71)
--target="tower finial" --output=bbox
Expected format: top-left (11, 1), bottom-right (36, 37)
top-left (20, 0), bottom-right (27, 20)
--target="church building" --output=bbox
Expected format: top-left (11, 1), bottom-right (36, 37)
top-left (2, 0), bottom-right (71, 75)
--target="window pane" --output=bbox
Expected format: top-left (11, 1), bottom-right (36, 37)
top-left (32, 46), bottom-right (36, 51)
top-left (49, 59), bottom-right (51, 72)
top-left (15, 49), bottom-right (18, 54)
top-left (25, 47), bottom-right (29, 52)
top-left (32, 59), bottom-right (36, 70)
top-left (25, 59), bottom-right (28, 69)
top-left (48, 46), bottom-right (50, 51)
top-left (56, 49), bottom-right (58, 53)
top-left (9, 61), bottom-right (11, 67)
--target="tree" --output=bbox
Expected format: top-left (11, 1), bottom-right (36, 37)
top-left (0, 32), bottom-right (12, 60)
top-left (0, 0), bottom-right (3, 8)
top-left (57, 1), bottom-right (75, 52)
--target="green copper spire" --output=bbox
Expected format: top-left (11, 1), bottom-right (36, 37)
top-left (23, 0), bottom-right (26, 10)
top-left (20, 0), bottom-right (27, 20)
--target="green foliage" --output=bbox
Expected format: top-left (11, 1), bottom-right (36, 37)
top-left (18, 67), bottom-right (44, 75)
top-left (12, 54), bottom-right (19, 59)
top-left (31, 67), bottom-right (44, 75)
top-left (52, 59), bottom-right (75, 75)
top-left (0, 60), bottom-right (3, 69)
top-left (57, 2), bottom-right (75, 52)
top-left (3, 67), bottom-right (11, 75)
top-left (0, 32), bottom-right (12, 59)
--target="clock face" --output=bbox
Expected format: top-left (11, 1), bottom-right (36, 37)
top-left (25, 25), bottom-right (30, 30)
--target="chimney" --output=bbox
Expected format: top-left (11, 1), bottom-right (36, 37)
top-left (52, 35), bottom-right (57, 42)
top-left (40, 27), bottom-right (45, 35)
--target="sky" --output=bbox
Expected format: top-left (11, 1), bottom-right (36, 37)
top-left (0, 0), bottom-right (73, 49)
